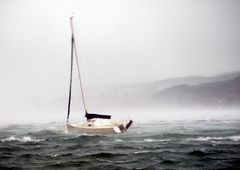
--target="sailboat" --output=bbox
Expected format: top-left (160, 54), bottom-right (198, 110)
top-left (66, 16), bottom-right (133, 134)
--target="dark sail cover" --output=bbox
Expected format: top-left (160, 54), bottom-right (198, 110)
top-left (85, 112), bottom-right (111, 119)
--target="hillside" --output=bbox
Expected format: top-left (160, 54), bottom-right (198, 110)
top-left (84, 71), bottom-right (240, 110)
top-left (153, 76), bottom-right (240, 109)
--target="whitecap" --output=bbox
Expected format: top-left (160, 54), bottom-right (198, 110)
top-left (144, 138), bottom-right (170, 142)
top-left (0, 136), bottom-right (17, 142)
top-left (114, 139), bottom-right (123, 142)
top-left (130, 138), bottom-right (170, 143)
top-left (228, 135), bottom-right (240, 141)
top-left (187, 135), bottom-right (240, 142)
top-left (0, 136), bottom-right (44, 142)
top-left (187, 137), bottom-right (223, 141)
top-left (134, 150), bottom-right (150, 154)
top-left (97, 158), bottom-right (113, 163)
top-left (52, 154), bottom-right (58, 157)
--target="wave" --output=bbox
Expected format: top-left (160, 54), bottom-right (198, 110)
top-left (129, 138), bottom-right (171, 143)
top-left (161, 159), bottom-right (179, 164)
top-left (114, 139), bottom-right (123, 142)
top-left (84, 152), bottom-right (125, 158)
top-left (144, 138), bottom-right (171, 142)
top-left (0, 136), bottom-right (44, 143)
top-left (19, 153), bottom-right (42, 158)
top-left (187, 135), bottom-right (240, 142)
top-left (188, 150), bottom-right (211, 156)
top-left (50, 153), bottom-right (74, 158)
top-left (229, 135), bottom-right (240, 141)
top-left (134, 150), bottom-right (150, 154)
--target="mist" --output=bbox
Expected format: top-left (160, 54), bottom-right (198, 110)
top-left (0, 0), bottom-right (240, 123)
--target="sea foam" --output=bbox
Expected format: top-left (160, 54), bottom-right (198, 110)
top-left (187, 135), bottom-right (240, 142)
top-left (0, 136), bottom-right (43, 142)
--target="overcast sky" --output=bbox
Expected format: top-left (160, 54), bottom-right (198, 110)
top-left (0, 0), bottom-right (240, 122)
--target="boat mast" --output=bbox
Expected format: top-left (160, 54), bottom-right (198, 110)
top-left (69, 16), bottom-right (88, 114)
top-left (66, 31), bottom-right (74, 122)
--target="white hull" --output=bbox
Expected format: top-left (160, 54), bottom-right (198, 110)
top-left (66, 119), bottom-right (133, 134)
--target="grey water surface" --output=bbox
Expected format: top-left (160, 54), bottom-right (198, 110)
top-left (0, 119), bottom-right (240, 170)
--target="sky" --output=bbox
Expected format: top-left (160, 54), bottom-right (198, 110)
top-left (0, 0), bottom-right (240, 123)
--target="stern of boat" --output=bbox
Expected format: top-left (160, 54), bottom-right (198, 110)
top-left (113, 119), bottom-right (133, 133)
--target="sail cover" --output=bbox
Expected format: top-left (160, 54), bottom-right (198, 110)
top-left (85, 112), bottom-right (111, 119)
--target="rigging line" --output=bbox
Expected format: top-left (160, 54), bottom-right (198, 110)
top-left (70, 16), bottom-right (88, 114)
top-left (67, 34), bottom-right (74, 122)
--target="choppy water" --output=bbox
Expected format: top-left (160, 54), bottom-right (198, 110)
top-left (0, 120), bottom-right (240, 170)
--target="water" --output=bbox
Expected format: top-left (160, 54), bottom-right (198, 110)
top-left (0, 120), bottom-right (240, 169)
